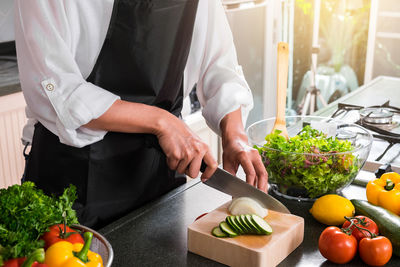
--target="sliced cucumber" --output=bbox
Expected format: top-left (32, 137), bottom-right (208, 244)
top-left (250, 214), bottom-right (273, 235)
top-left (219, 221), bottom-right (238, 237)
top-left (230, 216), bottom-right (247, 234)
top-left (226, 216), bottom-right (244, 234)
top-left (244, 214), bottom-right (263, 235)
top-left (234, 215), bottom-right (251, 234)
top-left (239, 215), bottom-right (256, 234)
top-left (212, 226), bottom-right (228, 237)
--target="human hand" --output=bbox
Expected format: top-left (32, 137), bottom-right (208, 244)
top-left (155, 112), bottom-right (218, 180)
top-left (220, 108), bottom-right (268, 192)
top-left (222, 136), bottom-right (268, 192)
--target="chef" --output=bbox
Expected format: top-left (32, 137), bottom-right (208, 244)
top-left (15, 0), bottom-right (268, 229)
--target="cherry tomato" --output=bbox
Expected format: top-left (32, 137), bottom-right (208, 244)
top-left (359, 236), bottom-right (392, 266)
top-left (318, 226), bottom-right (357, 264)
top-left (195, 213), bottom-right (208, 221)
top-left (41, 224), bottom-right (84, 249)
top-left (342, 215), bottom-right (379, 242)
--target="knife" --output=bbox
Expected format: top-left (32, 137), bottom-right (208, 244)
top-left (200, 162), bottom-right (290, 214)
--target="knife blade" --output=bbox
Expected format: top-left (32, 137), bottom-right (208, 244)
top-left (201, 163), bottom-right (290, 214)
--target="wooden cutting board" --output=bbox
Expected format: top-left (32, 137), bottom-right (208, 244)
top-left (188, 201), bottom-right (304, 267)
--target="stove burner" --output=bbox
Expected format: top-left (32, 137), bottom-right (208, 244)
top-left (331, 101), bottom-right (400, 162)
top-left (359, 107), bottom-right (393, 124)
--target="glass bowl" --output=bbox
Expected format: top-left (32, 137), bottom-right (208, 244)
top-left (246, 116), bottom-right (372, 201)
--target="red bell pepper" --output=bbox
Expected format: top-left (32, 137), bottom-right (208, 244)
top-left (3, 249), bottom-right (48, 267)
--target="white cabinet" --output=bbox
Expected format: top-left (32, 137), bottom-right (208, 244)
top-left (0, 92), bottom-right (26, 188)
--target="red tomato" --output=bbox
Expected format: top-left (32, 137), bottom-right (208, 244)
top-left (41, 224), bottom-right (84, 249)
top-left (359, 236), bottom-right (392, 266)
top-left (3, 258), bottom-right (47, 267)
top-left (2, 258), bottom-right (25, 267)
top-left (318, 226), bottom-right (357, 264)
top-left (342, 216), bottom-right (379, 242)
top-left (195, 213), bottom-right (208, 221)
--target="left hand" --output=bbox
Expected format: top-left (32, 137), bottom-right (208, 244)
top-left (222, 135), bottom-right (268, 192)
top-left (220, 108), bottom-right (268, 192)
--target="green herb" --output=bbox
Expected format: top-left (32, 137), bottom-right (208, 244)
top-left (0, 182), bottom-right (79, 260)
top-left (255, 125), bottom-right (359, 198)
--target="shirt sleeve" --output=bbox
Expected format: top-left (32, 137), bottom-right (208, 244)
top-left (14, 0), bottom-right (119, 148)
top-left (185, 0), bottom-right (254, 135)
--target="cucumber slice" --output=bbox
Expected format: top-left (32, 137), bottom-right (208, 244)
top-left (229, 216), bottom-right (246, 234)
top-left (239, 215), bottom-right (256, 234)
top-left (250, 214), bottom-right (273, 235)
top-left (219, 221), bottom-right (238, 237)
top-left (244, 214), bottom-right (263, 235)
top-left (226, 216), bottom-right (243, 234)
top-left (212, 226), bottom-right (228, 237)
top-left (234, 215), bottom-right (250, 234)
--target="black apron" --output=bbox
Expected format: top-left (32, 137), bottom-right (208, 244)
top-left (25, 0), bottom-right (199, 229)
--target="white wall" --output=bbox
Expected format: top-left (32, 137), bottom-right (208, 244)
top-left (0, 0), bottom-right (14, 43)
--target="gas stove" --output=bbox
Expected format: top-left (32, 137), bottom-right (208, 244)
top-left (329, 101), bottom-right (400, 173)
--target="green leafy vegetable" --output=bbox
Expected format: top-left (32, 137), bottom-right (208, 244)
top-left (0, 182), bottom-right (79, 261)
top-left (256, 125), bottom-right (359, 198)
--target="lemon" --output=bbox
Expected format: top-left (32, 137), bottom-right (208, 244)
top-left (309, 194), bottom-right (355, 225)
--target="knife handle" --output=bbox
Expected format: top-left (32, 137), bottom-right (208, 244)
top-left (200, 160), bottom-right (207, 173)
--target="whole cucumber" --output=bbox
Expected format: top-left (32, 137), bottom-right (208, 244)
top-left (351, 199), bottom-right (400, 256)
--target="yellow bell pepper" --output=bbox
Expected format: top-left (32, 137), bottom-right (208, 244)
top-left (45, 232), bottom-right (103, 267)
top-left (366, 172), bottom-right (400, 215)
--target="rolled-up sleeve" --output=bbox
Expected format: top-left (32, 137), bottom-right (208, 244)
top-left (15, 0), bottom-right (119, 147)
top-left (185, 0), bottom-right (254, 135)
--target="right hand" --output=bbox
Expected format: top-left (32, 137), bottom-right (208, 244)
top-left (155, 112), bottom-right (218, 180)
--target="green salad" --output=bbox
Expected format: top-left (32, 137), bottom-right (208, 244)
top-left (255, 125), bottom-right (359, 198)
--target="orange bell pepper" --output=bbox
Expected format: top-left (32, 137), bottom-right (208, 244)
top-left (44, 232), bottom-right (103, 267)
top-left (366, 172), bottom-right (400, 215)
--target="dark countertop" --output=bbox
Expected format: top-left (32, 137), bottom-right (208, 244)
top-left (99, 177), bottom-right (399, 267)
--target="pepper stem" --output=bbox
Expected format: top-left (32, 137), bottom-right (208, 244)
top-left (74, 232), bottom-right (93, 263)
top-left (385, 179), bottom-right (395, 191)
top-left (21, 249), bottom-right (45, 267)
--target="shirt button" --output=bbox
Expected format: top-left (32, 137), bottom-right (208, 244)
top-left (46, 83), bottom-right (55, 91)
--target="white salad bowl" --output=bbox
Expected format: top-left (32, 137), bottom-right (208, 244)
top-left (247, 116), bottom-right (372, 201)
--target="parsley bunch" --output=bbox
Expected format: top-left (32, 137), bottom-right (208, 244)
top-left (256, 126), bottom-right (359, 198)
top-left (0, 182), bottom-right (79, 261)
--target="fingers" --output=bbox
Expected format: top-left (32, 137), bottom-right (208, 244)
top-left (200, 151), bottom-right (218, 181)
top-left (253, 154), bottom-right (268, 192)
top-left (166, 150), bottom-right (181, 171)
top-left (176, 149), bottom-right (193, 174)
top-left (226, 147), bottom-right (268, 192)
top-left (186, 149), bottom-right (206, 178)
top-left (223, 156), bottom-right (239, 176)
top-left (240, 155), bottom-right (257, 187)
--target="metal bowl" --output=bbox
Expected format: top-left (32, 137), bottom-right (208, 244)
top-left (72, 224), bottom-right (114, 267)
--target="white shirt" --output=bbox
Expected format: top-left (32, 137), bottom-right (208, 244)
top-left (15, 0), bottom-right (253, 148)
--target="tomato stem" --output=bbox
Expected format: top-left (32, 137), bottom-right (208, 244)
top-left (343, 216), bottom-right (377, 238)
top-left (57, 211), bottom-right (68, 239)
